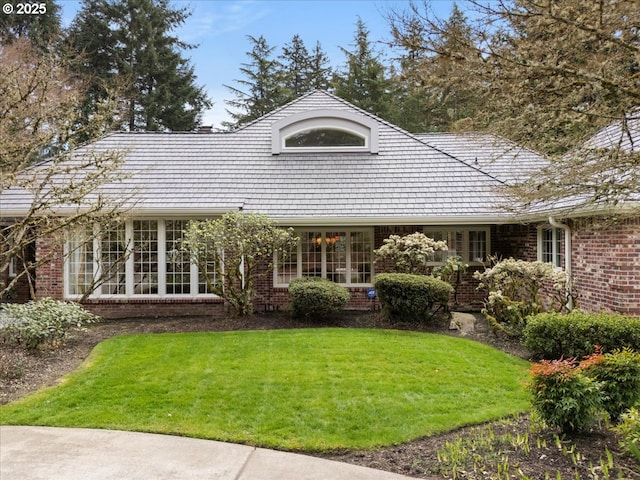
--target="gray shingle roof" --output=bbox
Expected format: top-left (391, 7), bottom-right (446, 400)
top-left (414, 132), bottom-right (549, 183)
top-left (2, 90), bottom-right (546, 225)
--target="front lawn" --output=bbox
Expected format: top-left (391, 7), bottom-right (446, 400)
top-left (0, 328), bottom-right (530, 451)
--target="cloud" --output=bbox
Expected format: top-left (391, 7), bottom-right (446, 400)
top-left (179, 0), bottom-right (271, 42)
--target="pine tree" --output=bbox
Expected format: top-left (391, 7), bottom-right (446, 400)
top-left (333, 18), bottom-right (392, 119)
top-left (68, 0), bottom-right (210, 132)
top-left (390, 3), bottom-right (484, 132)
top-left (0, 0), bottom-right (62, 48)
top-left (279, 34), bottom-right (312, 102)
top-left (308, 41), bottom-right (332, 91)
top-left (278, 35), bottom-right (332, 102)
top-left (224, 35), bottom-right (285, 129)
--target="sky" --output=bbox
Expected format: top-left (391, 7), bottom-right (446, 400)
top-left (58, 0), bottom-right (456, 129)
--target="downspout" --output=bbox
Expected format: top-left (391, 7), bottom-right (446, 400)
top-left (549, 216), bottom-right (573, 310)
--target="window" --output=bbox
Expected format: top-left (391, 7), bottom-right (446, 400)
top-left (285, 128), bottom-right (365, 148)
top-left (272, 109), bottom-right (378, 154)
top-left (100, 222), bottom-right (127, 295)
top-left (65, 219), bottom-right (218, 298)
top-left (133, 220), bottom-right (158, 294)
top-left (423, 227), bottom-right (490, 264)
top-left (166, 220), bottom-right (190, 294)
top-left (66, 228), bottom-right (94, 296)
top-left (538, 227), bottom-right (563, 268)
top-left (275, 229), bottom-right (373, 286)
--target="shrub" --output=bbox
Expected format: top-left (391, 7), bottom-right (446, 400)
top-left (432, 256), bottom-right (468, 308)
top-left (288, 278), bottom-right (350, 319)
top-left (584, 348), bottom-right (640, 422)
top-left (374, 273), bottom-right (453, 322)
top-left (523, 311), bottom-right (640, 360)
top-left (374, 232), bottom-right (448, 274)
top-left (0, 298), bottom-right (100, 350)
top-left (613, 407), bottom-right (640, 465)
top-left (474, 258), bottom-right (567, 338)
top-left (529, 357), bottom-right (604, 434)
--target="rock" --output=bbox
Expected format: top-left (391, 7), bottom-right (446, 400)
top-left (449, 312), bottom-right (476, 336)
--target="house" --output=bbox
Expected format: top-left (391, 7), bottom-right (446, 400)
top-left (1, 90), bottom-right (638, 317)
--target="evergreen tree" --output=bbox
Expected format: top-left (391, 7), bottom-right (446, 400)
top-left (279, 34), bottom-right (312, 101)
top-left (278, 35), bottom-right (332, 102)
top-left (0, 0), bottom-right (62, 48)
top-left (389, 3), bottom-right (484, 132)
top-left (308, 41), bottom-right (332, 91)
top-left (333, 18), bottom-right (392, 119)
top-left (224, 35), bottom-right (285, 129)
top-left (68, 0), bottom-right (210, 132)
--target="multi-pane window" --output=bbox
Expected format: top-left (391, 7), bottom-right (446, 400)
top-left (66, 219), bottom-right (218, 298)
top-left (197, 246), bottom-right (218, 294)
top-left (133, 220), bottom-right (158, 294)
top-left (275, 229), bottom-right (373, 286)
top-left (350, 231), bottom-right (372, 284)
top-left (166, 220), bottom-right (190, 294)
top-left (539, 227), bottom-right (563, 268)
top-left (66, 228), bottom-right (94, 296)
top-left (100, 222), bottom-right (126, 295)
top-left (301, 232), bottom-right (322, 278)
top-left (423, 227), bottom-right (489, 264)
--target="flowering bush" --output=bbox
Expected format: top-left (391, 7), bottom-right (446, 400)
top-left (374, 232), bottom-right (448, 274)
top-left (432, 256), bottom-right (468, 308)
top-left (475, 257), bottom-right (567, 338)
top-left (0, 298), bottom-right (100, 350)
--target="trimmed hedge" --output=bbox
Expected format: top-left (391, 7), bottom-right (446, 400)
top-left (289, 278), bottom-right (350, 319)
top-left (523, 311), bottom-right (640, 360)
top-left (374, 273), bottom-right (453, 323)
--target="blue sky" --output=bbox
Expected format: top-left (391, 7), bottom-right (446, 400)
top-left (59, 0), bottom-right (456, 128)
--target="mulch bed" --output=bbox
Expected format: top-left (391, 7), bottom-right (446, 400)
top-left (1, 311), bottom-right (638, 479)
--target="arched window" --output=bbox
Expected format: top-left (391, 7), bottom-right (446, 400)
top-left (285, 128), bottom-right (366, 148)
top-left (272, 109), bottom-right (378, 154)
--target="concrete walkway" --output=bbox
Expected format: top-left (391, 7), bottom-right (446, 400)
top-left (0, 426), bottom-right (416, 480)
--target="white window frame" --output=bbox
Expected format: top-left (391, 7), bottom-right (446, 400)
top-left (274, 228), bottom-right (374, 287)
top-left (423, 226), bottom-right (491, 265)
top-left (64, 219), bottom-right (220, 299)
top-left (537, 226), bottom-right (563, 269)
top-left (272, 109), bottom-right (379, 154)
top-left (8, 256), bottom-right (18, 278)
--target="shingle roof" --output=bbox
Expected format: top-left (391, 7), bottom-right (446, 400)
top-left (414, 132), bottom-right (549, 183)
top-left (1, 90), bottom-right (546, 225)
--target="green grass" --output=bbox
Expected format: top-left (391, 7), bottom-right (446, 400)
top-left (0, 328), bottom-right (530, 451)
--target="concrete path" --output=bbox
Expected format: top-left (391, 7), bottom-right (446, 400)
top-left (0, 426), bottom-right (416, 480)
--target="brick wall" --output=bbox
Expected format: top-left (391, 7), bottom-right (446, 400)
top-left (33, 219), bottom-right (640, 318)
top-left (82, 297), bottom-right (225, 319)
top-left (35, 234), bottom-right (64, 299)
top-left (571, 217), bottom-right (640, 315)
top-left (492, 224), bottom-right (537, 261)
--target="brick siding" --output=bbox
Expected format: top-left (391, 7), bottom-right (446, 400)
top-left (82, 297), bottom-right (225, 319)
top-left (28, 219), bottom-right (639, 317)
top-left (571, 217), bottom-right (640, 315)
